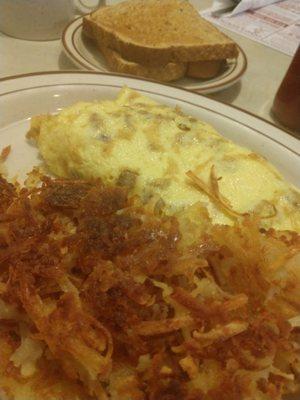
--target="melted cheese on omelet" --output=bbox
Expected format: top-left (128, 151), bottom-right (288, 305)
top-left (28, 87), bottom-right (300, 232)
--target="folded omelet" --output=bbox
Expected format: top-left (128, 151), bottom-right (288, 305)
top-left (28, 87), bottom-right (300, 232)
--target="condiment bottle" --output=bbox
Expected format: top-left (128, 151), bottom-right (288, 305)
top-left (272, 45), bottom-right (300, 132)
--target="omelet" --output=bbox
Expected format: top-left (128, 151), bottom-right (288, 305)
top-left (27, 87), bottom-right (300, 232)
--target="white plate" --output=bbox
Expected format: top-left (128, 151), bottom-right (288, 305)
top-left (0, 71), bottom-right (299, 187)
top-left (62, 16), bottom-right (248, 94)
top-left (0, 71), bottom-right (299, 400)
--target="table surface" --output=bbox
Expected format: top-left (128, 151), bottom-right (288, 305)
top-left (0, 0), bottom-right (295, 135)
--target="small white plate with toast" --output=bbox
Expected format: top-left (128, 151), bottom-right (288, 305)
top-left (62, 16), bottom-right (247, 94)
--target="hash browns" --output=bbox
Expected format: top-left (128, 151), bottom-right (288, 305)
top-left (0, 174), bottom-right (299, 400)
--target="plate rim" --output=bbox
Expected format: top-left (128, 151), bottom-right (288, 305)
top-left (0, 70), bottom-right (299, 158)
top-left (61, 16), bottom-right (248, 94)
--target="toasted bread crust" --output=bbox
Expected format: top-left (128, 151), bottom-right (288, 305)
top-left (82, 15), bottom-right (94, 39)
top-left (83, 0), bottom-right (238, 66)
top-left (99, 45), bottom-right (225, 81)
top-left (99, 46), bottom-right (187, 82)
top-left (186, 59), bottom-right (225, 79)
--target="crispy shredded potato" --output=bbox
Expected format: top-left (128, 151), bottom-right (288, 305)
top-left (0, 174), bottom-right (299, 400)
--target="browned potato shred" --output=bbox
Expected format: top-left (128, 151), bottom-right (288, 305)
top-left (0, 174), bottom-right (299, 400)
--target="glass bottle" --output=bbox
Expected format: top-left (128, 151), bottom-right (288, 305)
top-left (272, 45), bottom-right (300, 132)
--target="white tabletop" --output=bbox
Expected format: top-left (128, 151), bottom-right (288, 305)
top-left (0, 0), bottom-right (294, 134)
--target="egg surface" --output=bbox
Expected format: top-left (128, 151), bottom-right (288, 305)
top-left (28, 87), bottom-right (300, 231)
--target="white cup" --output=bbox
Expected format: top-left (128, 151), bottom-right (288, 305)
top-left (0, 0), bottom-right (104, 41)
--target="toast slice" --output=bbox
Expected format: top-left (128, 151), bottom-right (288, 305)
top-left (99, 46), bottom-right (187, 82)
top-left (83, 0), bottom-right (238, 66)
top-left (84, 19), bottom-right (186, 81)
top-left (98, 45), bottom-right (225, 81)
top-left (186, 59), bottom-right (225, 79)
